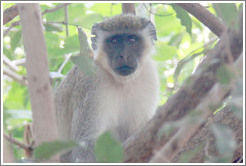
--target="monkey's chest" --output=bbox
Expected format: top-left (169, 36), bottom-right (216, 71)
top-left (96, 86), bottom-right (155, 142)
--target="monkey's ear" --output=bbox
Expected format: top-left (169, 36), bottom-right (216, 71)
top-left (91, 24), bottom-right (99, 50)
top-left (142, 19), bottom-right (157, 41)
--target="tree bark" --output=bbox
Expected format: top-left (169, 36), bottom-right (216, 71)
top-left (123, 16), bottom-right (243, 162)
top-left (3, 4), bottom-right (19, 25)
top-left (177, 3), bottom-right (226, 37)
top-left (18, 3), bottom-right (58, 146)
top-left (122, 3), bottom-right (136, 15)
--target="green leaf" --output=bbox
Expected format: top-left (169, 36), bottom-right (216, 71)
top-left (4, 82), bottom-right (29, 110)
top-left (70, 27), bottom-right (95, 75)
top-left (33, 140), bottom-right (77, 160)
top-left (11, 30), bottom-right (22, 52)
top-left (77, 13), bottom-right (104, 28)
top-left (168, 33), bottom-right (184, 47)
top-left (90, 3), bottom-right (121, 17)
top-left (172, 4), bottom-right (192, 36)
top-left (216, 64), bottom-right (234, 85)
top-left (63, 35), bottom-right (80, 53)
top-left (94, 131), bottom-right (124, 163)
top-left (213, 3), bottom-right (239, 30)
top-left (155, 8), bottom-right (183, 36)
top-left (153, 42), bottom-right (177, 61)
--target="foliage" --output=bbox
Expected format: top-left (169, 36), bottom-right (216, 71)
top-left (94, 131), bottom-right (124, 162)
top-left (2, 2), bottom-right (242, 162)
top-left (33, 140), bottom-right (77, 160)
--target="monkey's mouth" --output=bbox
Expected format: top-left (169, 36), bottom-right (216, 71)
top-left (116, 65), bottom-right (135, 76)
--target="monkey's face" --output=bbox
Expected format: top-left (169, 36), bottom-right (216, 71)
top-left (104, 33), bottom-right (143, 76)
top-left (91, 14), bottom-right (157, 81)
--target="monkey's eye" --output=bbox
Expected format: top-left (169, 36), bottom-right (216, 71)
top-left (111, 38), bottom-right (118, 44)
top-left (128, 35), bottom-right (138, 43)
top-left (108, 35), bottom-right (123, 46)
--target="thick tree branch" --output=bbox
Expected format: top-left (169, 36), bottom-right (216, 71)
top-left (18, 3), bottom-right (58, 146)
top-left (176, 3), bottom-right (226, 37)
top-left (172, 104), bottom-right (243, 163)
top-left (3, 4), bottom-right (19, 25)
top-left (123, 16), bottom-right (243, 162)
top-left (150, 52), bottom-right (243, 162)
top-left (122, 3), bottom-right (136, 15)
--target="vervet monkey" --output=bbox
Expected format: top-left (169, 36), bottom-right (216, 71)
top-left (54, 14), bottom-right (159, 162)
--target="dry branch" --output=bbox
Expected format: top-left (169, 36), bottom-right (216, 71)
top-left (13, 58), bottom-right (26, 66)
top-left (122, 3), bottom-right (136, 15)
top-left (18, 3), bottom-right (58, 146)
top-left (3, 55), bottom-right (20, 72)
top-left (3, 67), bottom-right (28, 86)
top-left (177, 3), bottom-right (226, 37)
top-left (3, 133), bottom-right (31, 151)
top-left (123, 18), bottom-right (243, 163)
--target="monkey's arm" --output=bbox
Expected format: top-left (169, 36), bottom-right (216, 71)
top-left (55, 67), bottom-right (99, 162)
top-left (54, 68), bottom-right (78, 140)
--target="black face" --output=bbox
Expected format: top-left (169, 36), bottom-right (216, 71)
top-left (104, 33), bottom-right (143, 76)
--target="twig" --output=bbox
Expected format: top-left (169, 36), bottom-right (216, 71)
top-left (3, 67), bottom-right (28, 86)
top-left (3, 4), bottom-right (19, 25)
top-left (45, 21), bottom-right (91, 30)
top-left (64, 5), bottom-right (69, 37)
top-left (3, 55), bottom-right (20, 72)
top-left (143, 3), bottom-right (174, 17)
top-left (3, 20), bottom-right (20, 37)
top-left (176, 3), bottom-right (226, 37)
top-left (3, 133), bottom-right (32, 151)
top-left (58, 53), bottom-right (73, 74)
top-left (42, 3), bottom-right (70, 15)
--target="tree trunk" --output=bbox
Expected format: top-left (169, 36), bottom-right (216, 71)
top-left (18, 3), bottom-right (58, 147)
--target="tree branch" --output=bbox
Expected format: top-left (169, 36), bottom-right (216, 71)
top-left (18, 3), bottom-right (58, 146)
top-left (3, 3), bottom-right (70, 37)
top-left (3, 4), bottom-right (19, 25)
top-left (150, 52), bottom-right (243, 163)
top-left (176, 3), bottom-right (226, 37)
top-left (3, 133), bottom-right (32, 151)
top-left (122, 3), bottom-right (136, 15)
top-left (3, 55), bottom-right (20, 72)
top-left (12, 58), bottom-right (26, 66)
top-left (3, 67), bottom-right (28, 86)
top-left (42, 3), bottom-right (70, 15)
top-left (123, 18), bottom-right (243, 162)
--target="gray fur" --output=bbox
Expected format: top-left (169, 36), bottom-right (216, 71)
top-left (54, 15), bottom-right (159, 163)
